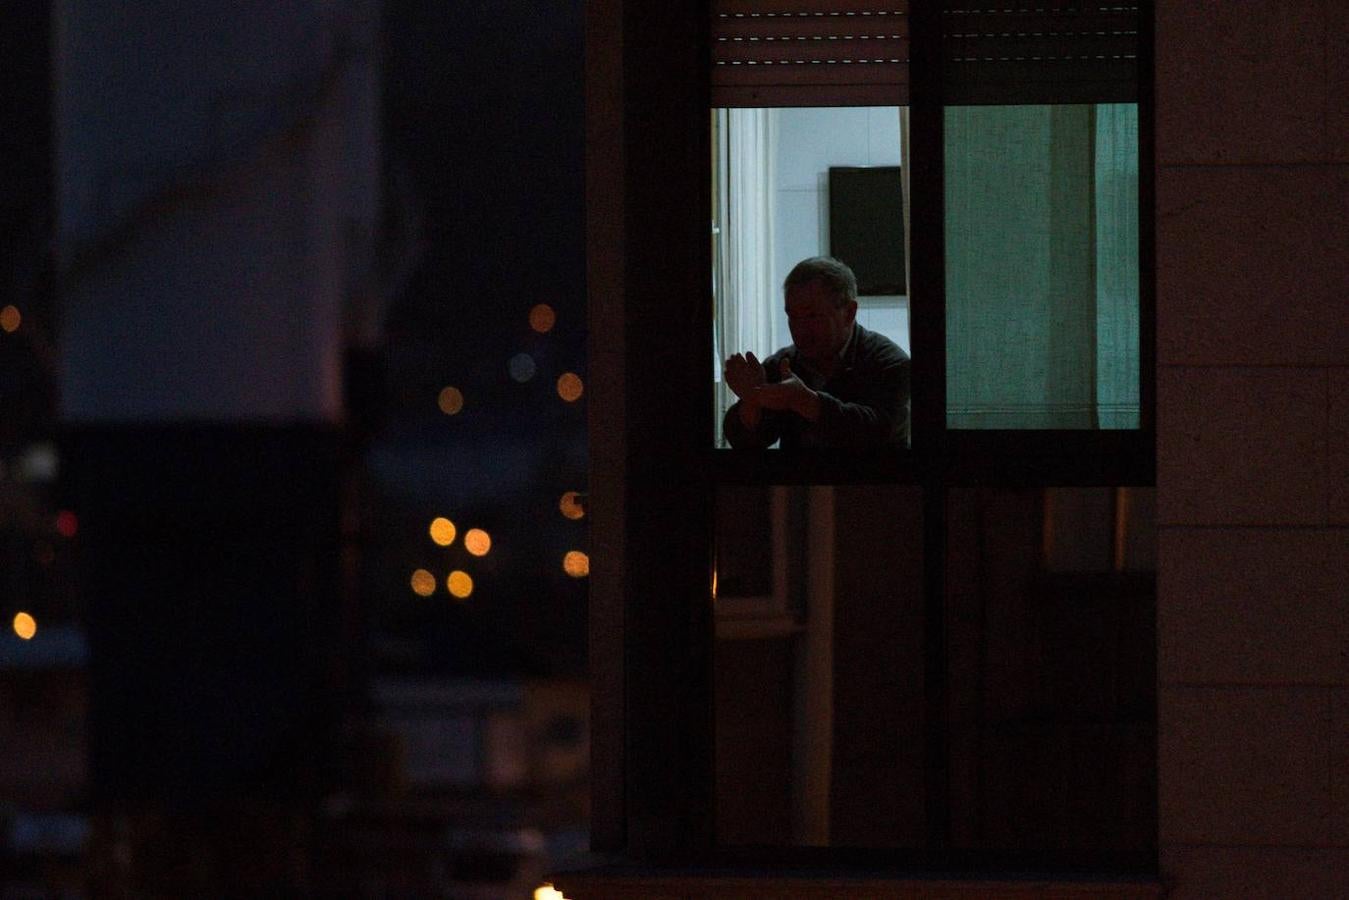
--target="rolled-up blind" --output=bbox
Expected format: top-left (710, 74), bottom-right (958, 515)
top-left (711, 0), bottom-right (910, 107)
top-left (942, 1), bottom-right (1140, 105)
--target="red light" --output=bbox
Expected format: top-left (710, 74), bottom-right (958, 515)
top-left (56, 510), bottom-right (78, 539)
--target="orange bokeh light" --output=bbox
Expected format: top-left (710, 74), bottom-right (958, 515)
top-left (13, 612), bottom-right (36, 640)
top-left (563, 550), bottom-right (590, 578)
top-left (529, 304), bottom-right (556, 333)
top-left (556, 373), bottom-right (584, 402)
top-left (438, 386), bottom-right (464, 415)
top-left (464, 528), bottom-right (491, 556)
top-left (447, 570), bottom-right (474, 599)
top-left (0, 305), bottom-right (20, 333)
top-left (559, 491), bottom-right (585, 521)
top-left (411, 569), bottom-right (436, 597)
top-left (429, 517), bottom-right (457, 546)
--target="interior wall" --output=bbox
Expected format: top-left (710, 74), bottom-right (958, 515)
top-left (769, 107), bottom-right (908, 354)
top-left (1154, 2), bottom-right (1349, 895)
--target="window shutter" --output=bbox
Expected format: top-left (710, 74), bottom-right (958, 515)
top-left (711, 1), bottom-right (910, 107)
top-left (942, 1), bottom-right (1140, 104)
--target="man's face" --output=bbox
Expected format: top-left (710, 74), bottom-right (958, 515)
top-left (785, 280), bottom-right (857, 367)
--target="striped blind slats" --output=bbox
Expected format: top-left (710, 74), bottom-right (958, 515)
top-left (715, 38), bottom-right (909, 65)
top-left (716, 0), bottom-right (907, 15)
top-left (716, 15), bottom-right (909, 41)
top-left (712, 1), bottom-right (909, 106)
top-left (711, 2), bottom-right (1139, 106)
top-left (942, 2), bottom-right (1140, 103)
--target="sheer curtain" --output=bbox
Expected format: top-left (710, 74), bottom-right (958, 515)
top-left (713, 108), bottom-right (776, 445)
top-left (944, 104), bottom-right (1139, 429)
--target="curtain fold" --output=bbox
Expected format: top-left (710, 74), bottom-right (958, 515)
top-left (944, 103), bottom-right (1138, 430)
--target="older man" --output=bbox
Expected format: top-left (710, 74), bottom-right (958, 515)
top-left (723, 256), bottom-right (910, 449)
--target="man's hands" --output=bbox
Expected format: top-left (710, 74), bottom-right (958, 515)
top-left (723, 355), bottom-right (822, 425)
top-left (724, 351), bottom-right (766, 400)
top-left (751, 359), bottom-right (821, 421)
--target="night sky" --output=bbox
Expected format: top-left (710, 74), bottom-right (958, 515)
top-left (370, 0), bottom-right (589, 676)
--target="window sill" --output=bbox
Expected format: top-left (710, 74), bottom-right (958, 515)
top-left (549, 863), bottom-right (1164, 899)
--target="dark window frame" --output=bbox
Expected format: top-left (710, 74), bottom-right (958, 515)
top-left (583, 0), bottom-right (1156, 874)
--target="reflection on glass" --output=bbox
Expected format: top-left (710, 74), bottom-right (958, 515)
top-left (945, 487), bottom-right (1156, 856)
top-left (713, 107), bottom-right (912, 448)
top-left (713, 485), bottom-right (1156, 854)
top-left (945, 104), bottom-right (1140, 429)
top-left (714, 484), bottom-right (924, 848)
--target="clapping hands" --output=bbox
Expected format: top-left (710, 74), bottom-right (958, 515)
top-left (723, 355), bottom-right (821, 423)
top-left (724, 351), bottom-right (766, 401)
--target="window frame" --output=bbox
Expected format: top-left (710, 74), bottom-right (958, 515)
top-left (583, 0), bottom-right (1157, 871)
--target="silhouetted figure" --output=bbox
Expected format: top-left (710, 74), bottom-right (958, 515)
top-left (723, 256), bottom-right (909, 448)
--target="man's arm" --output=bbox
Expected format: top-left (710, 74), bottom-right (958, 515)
top-left (723, 350), bottom-right (785, 448)
top-left (808, 356), bottom-right (909, 447)
top-left (723, 397), bottom-right (783, 448)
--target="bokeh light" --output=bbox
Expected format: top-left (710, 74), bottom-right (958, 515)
top-left (55, 511), bottom-right (78, 539)
top-left (13, 612), bottom-right (36, 640)
top-left (556, 372), bottom-right (584, 402)
top-left (410, 569), bottom-right (436, 597)
top-left (447, 570), bottom-right (474, 599)
top-left (464, 528), bottom-right (491, 556)
top-left (563, 550), bottom-right (590, 578)
top-left (559, 491), bottom-right (585, 520)
top-left (429, 517), bottom-right (457, 546)
top-left (535, 886), bottom-right (569, 900)
top-left (0, 305), bottom-right (20, 333)
top-left (509, 353), bottom-right (537, 383)
top-left (529, 304), bottom-right (556, 333)
top-left (437, 386), bottom-right (464, 415)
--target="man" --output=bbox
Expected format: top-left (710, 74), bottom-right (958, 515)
top-left (723, 256), bottom-right (910, 449)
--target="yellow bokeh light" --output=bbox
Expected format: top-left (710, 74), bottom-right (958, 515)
top-left (447, 570), bottom-right (474, 599)
top-left (535, 886), bottom-right (569, 900)
top-left (438, 386), bottom-right (464, 415)
top-left (411, 569), bottom-right (436, 597)
top-left (429, 517), bottom-right (457, 546)
top-left (464, 528), bottom-right (491, 556)
top-left (0, 306), bottom-right (20, 333)
top-left (529, 304), bottom-right (556, 333)
top-left (563, 550), bottom-right (590, 578)
top-left (556, 372), bottom-right (584, 402)
top-left (13, 612), bottom-right (36, 640)
top-left (559, 491), bottom-right (585, 520)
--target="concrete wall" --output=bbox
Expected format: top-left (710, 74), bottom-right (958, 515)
top-left (1155, 2), bottom-right (1349, 894)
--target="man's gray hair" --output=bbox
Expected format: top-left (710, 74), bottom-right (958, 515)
top-left (783, 256), bottom-right (857, 307)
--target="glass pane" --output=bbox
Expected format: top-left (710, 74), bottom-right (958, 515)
top-left (713, 107), bottom-right (912, 449)
top-left (713, 484), bottom-right (925, 848)
top-left (945, 104), bottom-right (1140, 429)
top-left (945, 487), bottom-right (1156, 858)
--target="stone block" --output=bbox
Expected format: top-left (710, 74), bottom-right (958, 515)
top-left (1328, 2), bottom-right (1349, 162)
top-left (1157, 167), bottom-right (1349, 367)
top-left (1159, 685), bottom-right (1332, 844)
top-left (1156, 0), bottom-right (1325, 165)
top-left (1158, 368), bottom-right (1327, 525)
top-left (1158, 528), bottom-right (1348, 684)
top-left (1334, 688), bottom-right (1349, 847)
top-left (1329, 370), bottom-right (1349, 524)
top-left (1161, 846), bottom-right (1349, 899)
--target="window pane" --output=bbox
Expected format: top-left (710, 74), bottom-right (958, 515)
top-left (714, 107), bottom-right (911, 449)
top-left (714, 484), bottom-right (925, 848)
top-left (946, 487), bottom-right (1156, 859)
top-left (945, 104), bottom-right (1140, 429)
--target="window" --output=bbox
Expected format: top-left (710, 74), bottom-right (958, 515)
top-left (582, 0), bottom-right (1155, 873)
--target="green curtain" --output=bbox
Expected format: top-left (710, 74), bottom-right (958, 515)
top-left (944, 104), bottom-right (1139, 429)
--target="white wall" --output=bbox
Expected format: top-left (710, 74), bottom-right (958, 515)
top-left (769, 107), bottom-right (908, 354)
